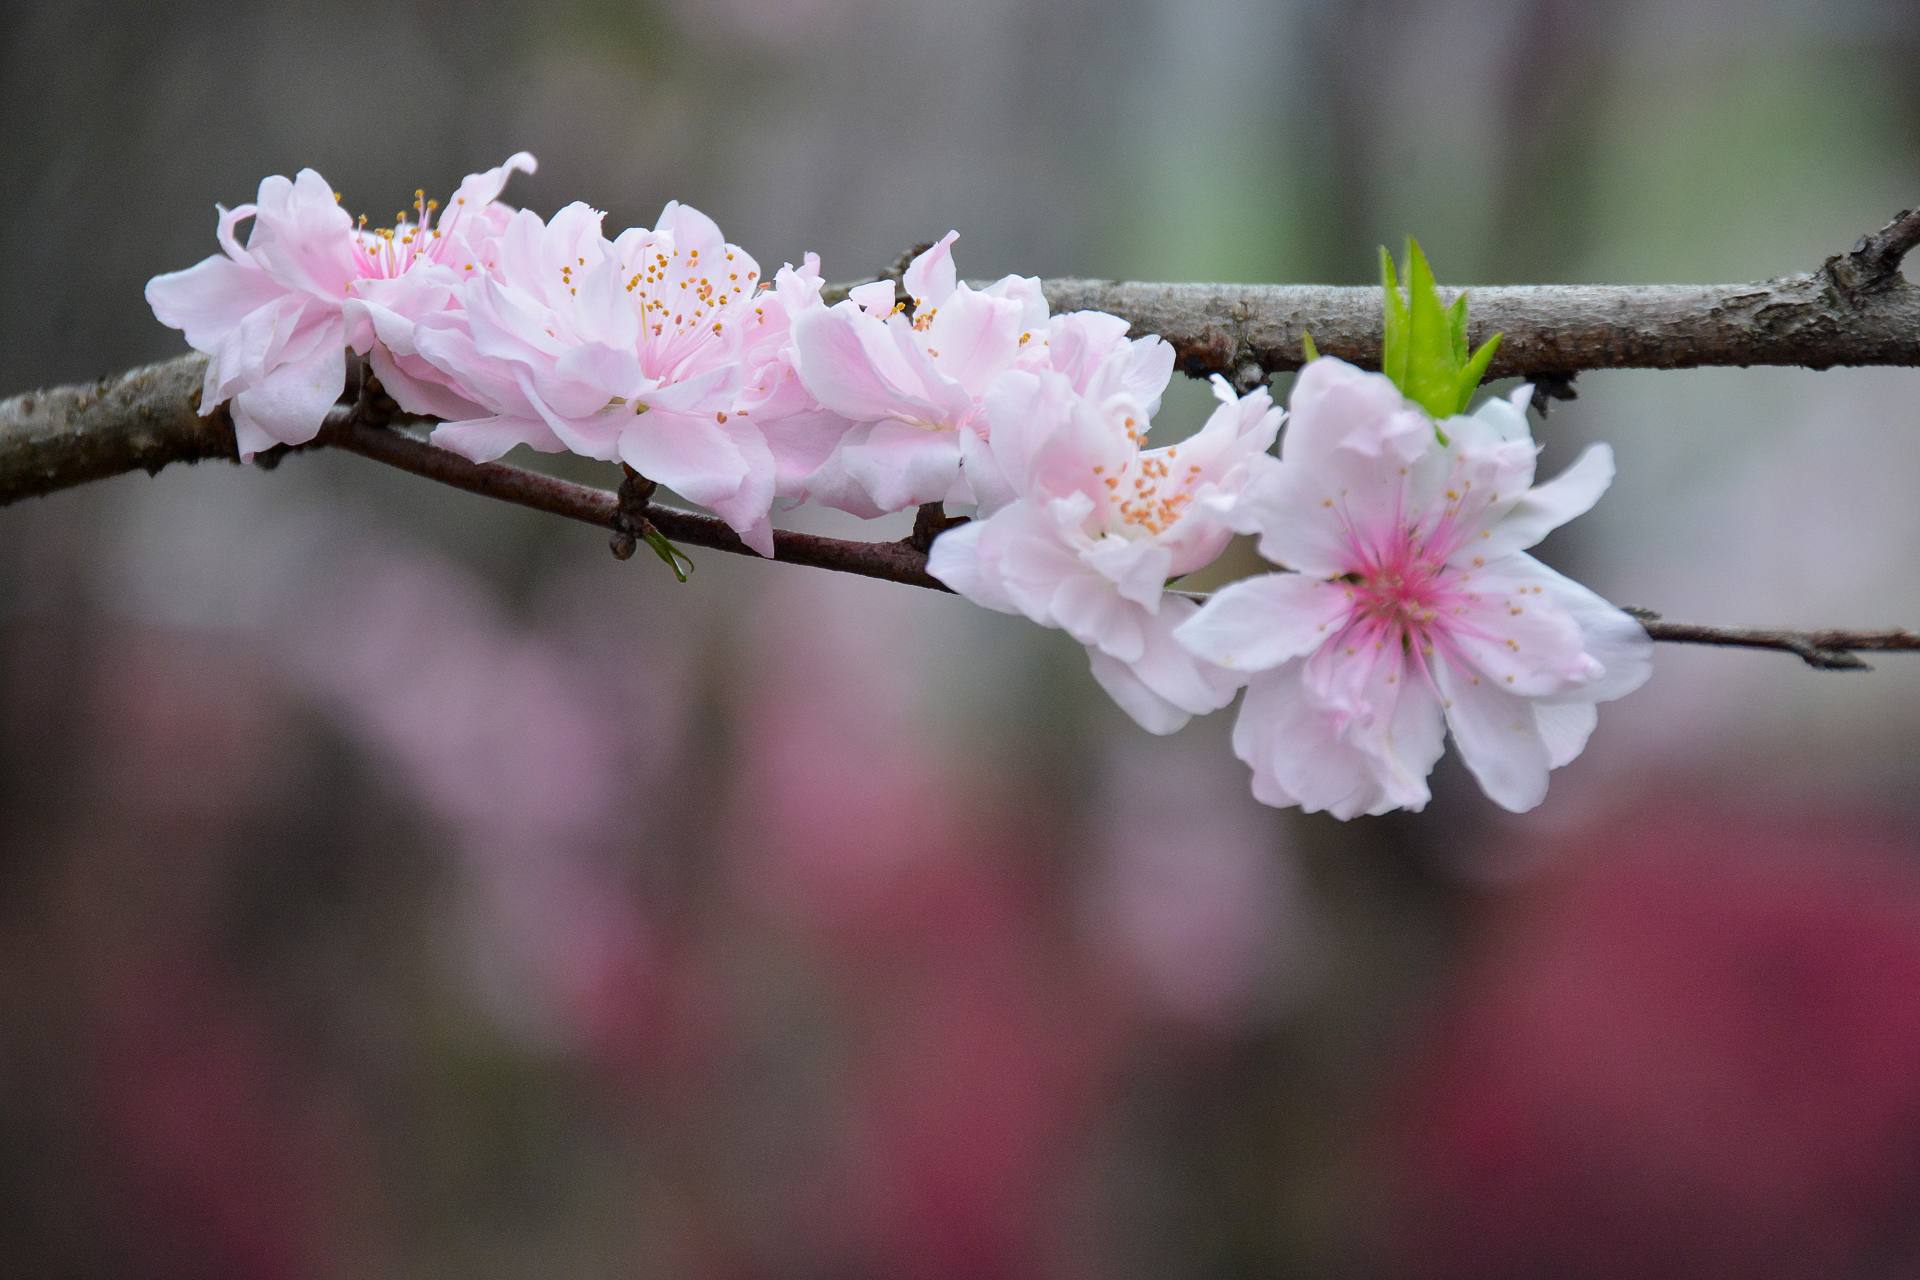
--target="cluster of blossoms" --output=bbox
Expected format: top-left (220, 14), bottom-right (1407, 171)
top-left (149, 155), bottom-right (1651, 817)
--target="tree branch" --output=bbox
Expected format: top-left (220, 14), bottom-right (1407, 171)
top-left (4, 211), bottom-right (1919, 670)
top-left (311, 412), bottom-right (1920, 672)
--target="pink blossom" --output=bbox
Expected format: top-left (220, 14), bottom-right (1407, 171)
top-left (928, 373), bottom-right (1280, 733)
top-left (417, 200), bottom-right (824, 554)
top-left (790, 233), bottom-right (1170, 517)
top-left (1175, 356), bottom-right (1652, 817)
top-left (145, 154), bottom-right (536, 457)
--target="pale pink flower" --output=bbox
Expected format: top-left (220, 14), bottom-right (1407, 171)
top-left (791, 231), bottom-right (1143, 517)
top-left (145, 154), bottom-right (536, 457)
top-left (928, 373), bottom-right (1280, 733)
top-left (1175, 357), bottom-right (1652, 817)
top-left (731, 254), bottom-right (859, 509)
top-left (417, 201), bottom-right (823, 555)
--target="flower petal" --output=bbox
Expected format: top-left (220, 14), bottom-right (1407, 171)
top-left (1087, 650), bottom-right (1193, 735)
top-left (1478, 443), bottom-right (1615, 559)
top-left (447, 152), bottom-right (537, 211)
top-left (227, 337), bottom-right (346, 455)
top-left (902, 230), bottom-right (959, 308)
top-left (791, 304), bottom-right (939, 422)
top-left (927, 518), bottom-right (1016, 612)
top-left (432, 415), bottom-right (565, 462)
top-left (145, 254), bottom-right (285, 354)
top-left (1050, 573), bottom-right (1146, 662)
top-left (759, 407), bottom-right (855, 503)
top-left (1175, 573), bottom-right (1351, 672)
top-left (1534, 700), bottom-right (1598, 769)
top-left (1434, 658), bottom-right (1553, 813)
top-left (1230, 663), bottom-right (1410, 819)
top-left (616, 411), bottom-right (749, 513)
top-left (1122, 597), bottom-right (1243, 716)
top-left (1082, 536), bottom-right (1173, 611)
top-left (837, 420), bottom-right (962, 513)
top-left (923, 285), bottom-right (1023, 390)
top-left (245, 169), bottom-right (356, 301)
top-left (1219, 454), bottom-right (1356, 578)
top-left (1520, 556), bottom-right (1654, 705)
top-left (1438, 559), bottom-right (1604, 697)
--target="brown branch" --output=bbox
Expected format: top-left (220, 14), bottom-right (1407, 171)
top-left (7, 206), bottom-right (1918, 507)
top-left (1620, 610), bottom-right (1920, 672)
top-left (1825, 208), bottom-right (1920, 295)
top-left (3, 210), bottom-right (1919, 669)
top-left (312, 413), bottom-right (1917, 672)
top-left (1033, 267), bottom-right (1920, 387)
top-left (319, 414), bottom-right (949, 591)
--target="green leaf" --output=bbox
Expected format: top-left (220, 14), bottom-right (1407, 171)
top-left (1455, 330), bottom-right (1502, 415)
top-left (1378, 247), bottom-right (1410, 390)
top-left (642, 526), bottom-right (695, 582)
top-left (1301, 330), bottom-right (1320, 363)
top-left (1377, 239), bottom-right (1506, 421)
top-left (1446, 293), bottom-right (1469, 365)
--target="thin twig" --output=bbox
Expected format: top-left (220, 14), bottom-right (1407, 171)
top-left (318, 414), bottom-right (1920, 672)
top-left (1827, 208), bottom-right (1920, 295)
top-left (321, 415), bottom-right (948, 591)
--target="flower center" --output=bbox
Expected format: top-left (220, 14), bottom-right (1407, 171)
top-left (1092, 437), bottom-right (1205, 539)
top-left (1349, 543), bottom-right (1455, 644)
top-left (349, 187), bottom-right (458, 280)
top-left (621, 242), bottom-right (760, 346)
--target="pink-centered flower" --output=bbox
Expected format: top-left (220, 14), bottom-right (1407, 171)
top-left (928, 373), bottom-right (1280, 733)
top-left (415, 200), bottom-right (823, 555)
top-left (145, 154), bottom-right (536, 457)
top-left (1175, 356), bottom-right (1652, 817)
top-left (790, 232), bottom-right (1172, 517)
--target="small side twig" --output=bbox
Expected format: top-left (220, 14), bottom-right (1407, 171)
top-left (1623, 608), bottom-right (1920, 672)
top-left (908, 501), bottom-right (964, 553)
top-left (609, 465), bottom-right (658, 561)
top-left (1825, 207), bottom-right (1920, 295)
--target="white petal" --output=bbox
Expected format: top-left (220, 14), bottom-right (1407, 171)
top-left (1087, 649), bottom-right (1192, 735)
top-left (791, 304), bottom-right (937, 422)
top-left (976, 500), bottom-right (1097, 626)
top-left (1279, 357), bottom-right (1434, 537)
top-left (1434, 659), bottom-right (1552, 813)
top-left (926, 518), bottom-right (1008, 611)
top-left (1512, 555), bottom-right (1654, 705)
top-left (226, 336), bottom-right (345, 452)
top-left (1230, 664), bottom-right (1399, 819)
top-left (1479, 443), bottom-right (1615, 559)
top-left (902, 231), bottom-right (959, 307)
top-left (1122, 598), bottom-right (1243, 716)
top-left (759, 407), bottom-right (855, 503)
top-left (1534, 701), bottom-right (1598, 769)
top-left (839, 421), bottom-right (963, 513)
top-left (145, 254), bottom-right (284, 354)
top-left (1439, 560), bottom-right (1602, 697)
top-left (1082, 537), bottom-right (1172, 611)
top-left (848, 280), bottom-right (897, 316)
top-left (616, 410), bottom-right (749, 510)
top-left (1221, 456), bottom-right (1356, 578)
top-left (1175, 574), bottom-right (1351, 672)
top-left (1050, 574), bottom-right (1146, 662)
top-left (432, 415), bottom-right (563, 462)
top-left (923, 286), bottom-right (1022, 389)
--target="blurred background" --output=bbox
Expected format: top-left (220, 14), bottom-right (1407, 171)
top-left (5, 1), bottom-right (1920, 1275)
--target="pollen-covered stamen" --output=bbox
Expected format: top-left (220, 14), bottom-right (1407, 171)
top-left (619, 238), bottom-right (763, 368)
top-left (1101, 442), bottom-right (1203, 538)
top-left (347, 184), bottom-right (463, 281)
